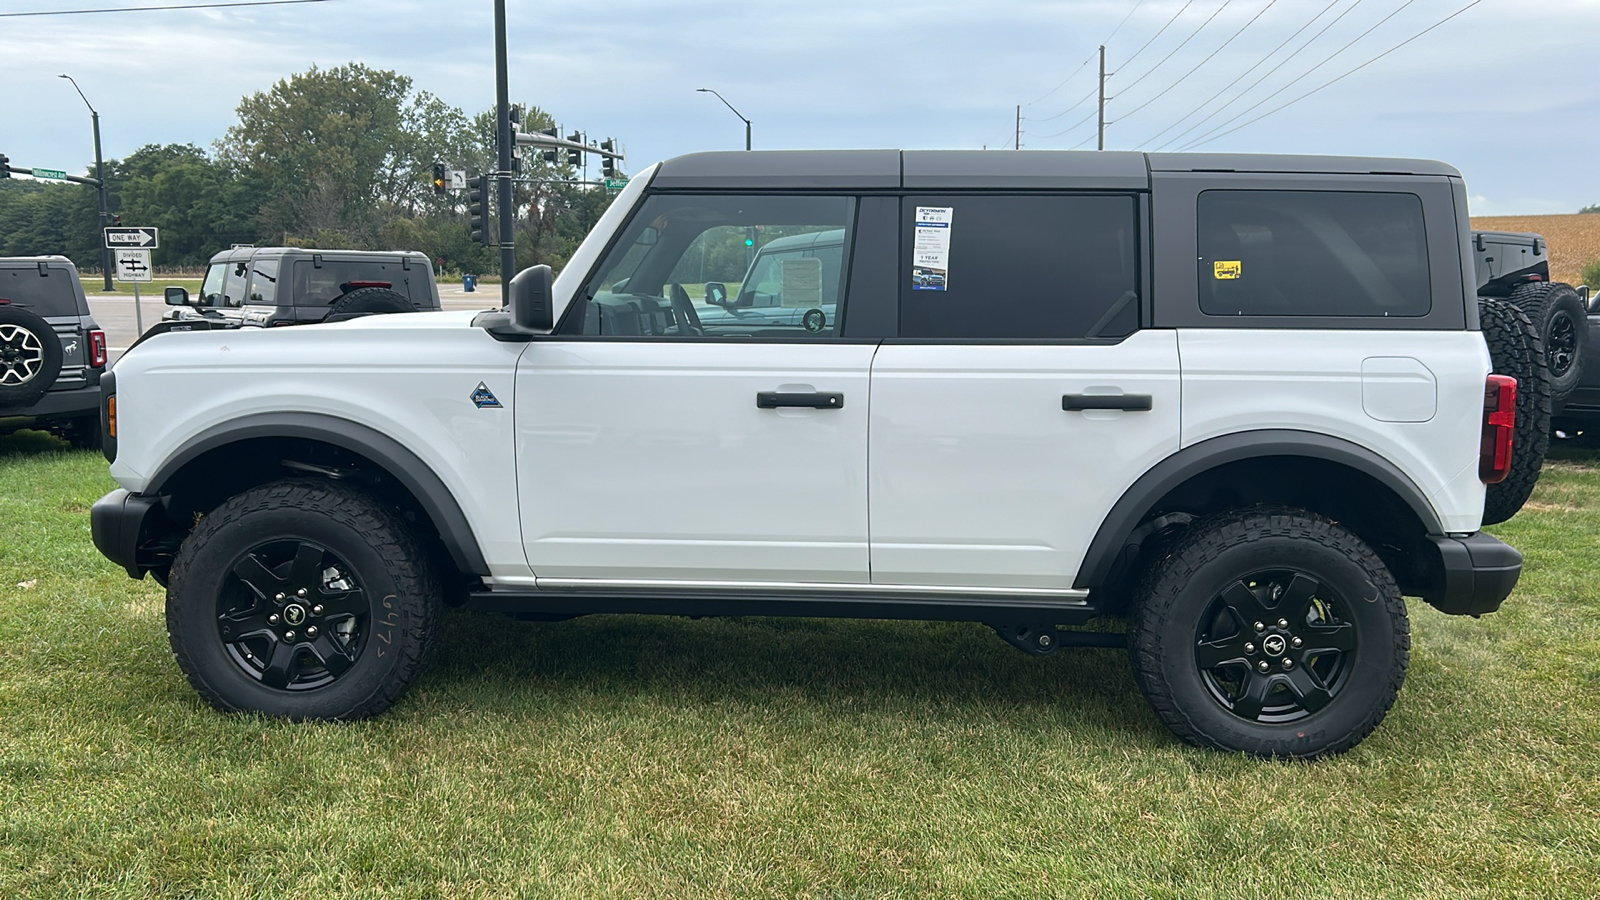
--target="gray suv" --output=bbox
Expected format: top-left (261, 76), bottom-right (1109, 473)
top-left (0, 256), bottom-right (107, 448)
top-left (164, 247), bottom-right (440, 328)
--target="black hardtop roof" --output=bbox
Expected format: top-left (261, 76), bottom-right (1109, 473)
top-left (652, 150), bottom-right (1460, 190)
top-left (208, 246), bottom-right (431, 264)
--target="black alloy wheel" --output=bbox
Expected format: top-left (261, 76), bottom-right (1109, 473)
top-left (217, 538), bottom-right (370, 690)
top-left (166, 478), bottom-right (439, 720)
top-left (1193, 570), bottom-right (1356, 724)
top-left (1547, 309), bottom-right (1578, 380)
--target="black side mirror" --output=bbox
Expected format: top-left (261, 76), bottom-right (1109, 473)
top-left (165, 287), bottom-right (190, 306)
top-left (704, 282), bottom-right (727, 306)
top-left (509, 264), bottom-right (554, 331)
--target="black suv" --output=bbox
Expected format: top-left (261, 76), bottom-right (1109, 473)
top-left (0, 256), bottom-right (107, 448)
top-left (164, 247), bottom-right (440, 328)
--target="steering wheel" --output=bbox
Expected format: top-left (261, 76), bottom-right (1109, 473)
top-left (669, 283), bottom-right (704, 336)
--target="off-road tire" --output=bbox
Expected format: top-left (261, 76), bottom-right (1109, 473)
top-left (166, 478), bottom-right (440, 720)
top-left (1479, 297), bottom-right (1551, 525)
top-left (0, 305), bottom-right (64, 409)
top-left (323, 287), bottom-right (413, 324)
top-left (1129, 508), bottom-right (1409, 759)
top-left (1508, 281), bottom-right (1587, 405)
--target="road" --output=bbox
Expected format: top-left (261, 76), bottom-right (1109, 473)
top-left (89, 282), bottom-right (503, 365)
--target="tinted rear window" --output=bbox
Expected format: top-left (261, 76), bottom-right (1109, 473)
top-left (1197, 190), bottom-right (1431, 317)
top-left (0, 266), bottom-right (82, 315)
top-left (898, 194), bottom-right (1140, 340)
top-left (290, 259), bottom-right (430, 309)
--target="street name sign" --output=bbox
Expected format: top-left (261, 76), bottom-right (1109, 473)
top-left (604, 177), bottom-right (629, 191)
top-left (33, 168), bottom-right (68, 180)
top-left (104, 226), bottom-right (159, 249)
top-left (114, 249), bottom-right (154, 283)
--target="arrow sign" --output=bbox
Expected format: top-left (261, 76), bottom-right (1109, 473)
top-left (104, 226), bottom-right (159, 249)
top-left (114, 249), bottom-right (153, 283)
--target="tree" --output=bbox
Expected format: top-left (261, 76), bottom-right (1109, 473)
top-left (1581, 204), bottom-right (1599, 214)
top-left (116, 144), bottom-right (256, 266)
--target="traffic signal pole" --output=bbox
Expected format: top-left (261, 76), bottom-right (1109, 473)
top-left (493, 0), bottom-right (516, 286)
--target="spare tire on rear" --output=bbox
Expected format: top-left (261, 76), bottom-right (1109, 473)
top-left (1508, 281), bottom-right (1587, 406)
top-left (0, 305), bottom-right (64, 409)
top-left (1479, 297), bottom-right (1551, 526)
top-left (323, 287), bottom-right (414, 324)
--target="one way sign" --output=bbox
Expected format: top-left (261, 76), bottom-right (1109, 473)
top-left (104, 226), bottom-right (159, 249)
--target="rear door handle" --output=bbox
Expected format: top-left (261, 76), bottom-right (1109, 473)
top-left (757, 391), bottom-right (844, 409)
top-left (1063, 393), bottom-right (1152, 412)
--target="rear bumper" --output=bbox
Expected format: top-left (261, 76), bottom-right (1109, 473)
top-left (0, 383), bottom-right (101, 420)
top-left (1422, 532), bottom-right (1522, 616)
top-left (90, 488), bottom-right (165, 579)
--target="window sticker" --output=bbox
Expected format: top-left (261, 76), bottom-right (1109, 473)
top-left (779, 257), bottom-right (823, 308)
top-left (1213, 260), bottom-right (1242, 280)
top-left (912, 206), bottom-right (953, 291)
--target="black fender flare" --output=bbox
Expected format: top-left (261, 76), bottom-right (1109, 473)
top-left (146, 412), bottom-right (490, 575)
top-left (1073, 429), bottom-right (1445, 589)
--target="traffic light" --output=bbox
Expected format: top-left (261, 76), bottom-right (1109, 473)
top-left (0, 153), bottom-right (10, 179)
top-left (432, 162), bottom-right (446, 196)
top-left (542, 148), bottom-right (557, 164)
top-left (467, 174), bottom-right (488, 245)
top-left (600, 140), bottom-right (616, 178)
top-left (111, 213), bottom-right (122, 226)
top-left (567, 132), bottom-right (581, 168)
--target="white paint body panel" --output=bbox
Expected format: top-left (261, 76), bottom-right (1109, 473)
top-left (515, 341), bottom-right (877, 582)
top-left (1177, 329), bottom-right (1490, 534)
top-left (107, 311), bottom-right (535, 578)
top-left (868, 330), bottom-right (1182, 588)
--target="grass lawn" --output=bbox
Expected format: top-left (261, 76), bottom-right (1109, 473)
top-left (97, 278), bottom-right (204, 297)
top-left (1, 433), bottom-right (1597, 897)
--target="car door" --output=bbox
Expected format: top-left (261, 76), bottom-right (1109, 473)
top-left (868, 193), bottom-right (1181, 590)
top-left (516, 193), bottom-right (877, 586)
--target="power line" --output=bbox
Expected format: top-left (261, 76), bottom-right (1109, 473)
top-left (1179, 0), bottom-right (1421, 150)
top-left (1033, 85), bottom-right (1099, 124)
top-left (1037, 106), bottom-right (1101, 141)
top-left (2, 0), bottom-right (330, 16)
top-left (1186, 0), bottom-right (1487, 148)
top-left (1117, 0), bottom-right (1280, 127)
top-left (1157, 0), bottom-right (1370, 151)
top-left (1119, 0), bottom-right (1240, 95)
top-left (1025, 0), bottom-right (1151, 107)
top-left (1145, 0), bottom-right (1342, 149)
top-left (1025, 55), bottom-right (1095, 107)
top-left (1121, 0), bottom-right (1200, 69)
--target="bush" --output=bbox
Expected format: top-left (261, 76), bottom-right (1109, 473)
top-left (1581, 258), bottom-right (1600, 289)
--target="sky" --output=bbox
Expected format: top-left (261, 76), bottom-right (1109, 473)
top-left (1, 0), bottom-right (1597, 215)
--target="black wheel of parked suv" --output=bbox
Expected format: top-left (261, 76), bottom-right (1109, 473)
top-left (1508, 281), bottom-right (1587, 406)
top-left (165, 479), bottom-right (440, 720)
top-left (1478, 297), bottom-right (1551, 526)
top-left (0, 305), bottom-right (64, 408)
top-left (1129, 508), bottom-right (1409, 759)
top-left (323, 286), bottom-right (414, 324)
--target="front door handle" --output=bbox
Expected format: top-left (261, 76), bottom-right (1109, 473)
top-left (757, 391), bottom-right (844, 409)
top-left (1063, 393), bottom-right (1152, 412)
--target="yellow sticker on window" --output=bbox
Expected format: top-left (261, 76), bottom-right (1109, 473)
top-left (1214, 260), bottom-right (1242, 280)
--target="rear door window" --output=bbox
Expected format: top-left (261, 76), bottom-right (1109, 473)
top-left (0, 265), bottom-right (81, 315)
top-left (219, 261), bottom-right (250, 309)
top-left (291, 259), bottom-right (426, 309)
top-left (246, 258), bottom-right (281, 306)
top-left (1197, 190), bottom-right (1431, 317)
top-left (898, 194), bottom-right (1140, 340)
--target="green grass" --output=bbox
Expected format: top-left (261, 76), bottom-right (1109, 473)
top-left (94, 278), bottom-right (203, 297)
top-left (2, 431), bottom-right (1598, 898)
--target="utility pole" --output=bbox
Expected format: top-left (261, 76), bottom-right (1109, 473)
top-left (1097, 45), bottom-right (1107, 151)
top-left (493, 0), bottom-right (516, 285)
top-left (1015, 105), bottom-right (1021, 150)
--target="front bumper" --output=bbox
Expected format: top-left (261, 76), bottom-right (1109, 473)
top-left (1422, 532), bottom-right (1522, 616)
top-left (90, 488), bottom-right (166, 579)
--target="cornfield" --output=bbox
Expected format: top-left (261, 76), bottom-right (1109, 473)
top-left (1471, 214), bottom-right (1600, 286)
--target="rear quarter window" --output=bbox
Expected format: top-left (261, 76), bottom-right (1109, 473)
top-left (1197, 190), bottom-right (1430, 317)
top-left (0, 266), bottom-right (83, 315)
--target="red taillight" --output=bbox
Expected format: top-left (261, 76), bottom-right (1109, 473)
top-left (1480, 374), bottom-right (1517, 483)
top-left (269, 319), bottom-right (294, 327)
top-left (89, 330), bottom-right (107, 368)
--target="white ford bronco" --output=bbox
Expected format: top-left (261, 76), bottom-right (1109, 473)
top-left (92, 150), bottom-right (1523, 758)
